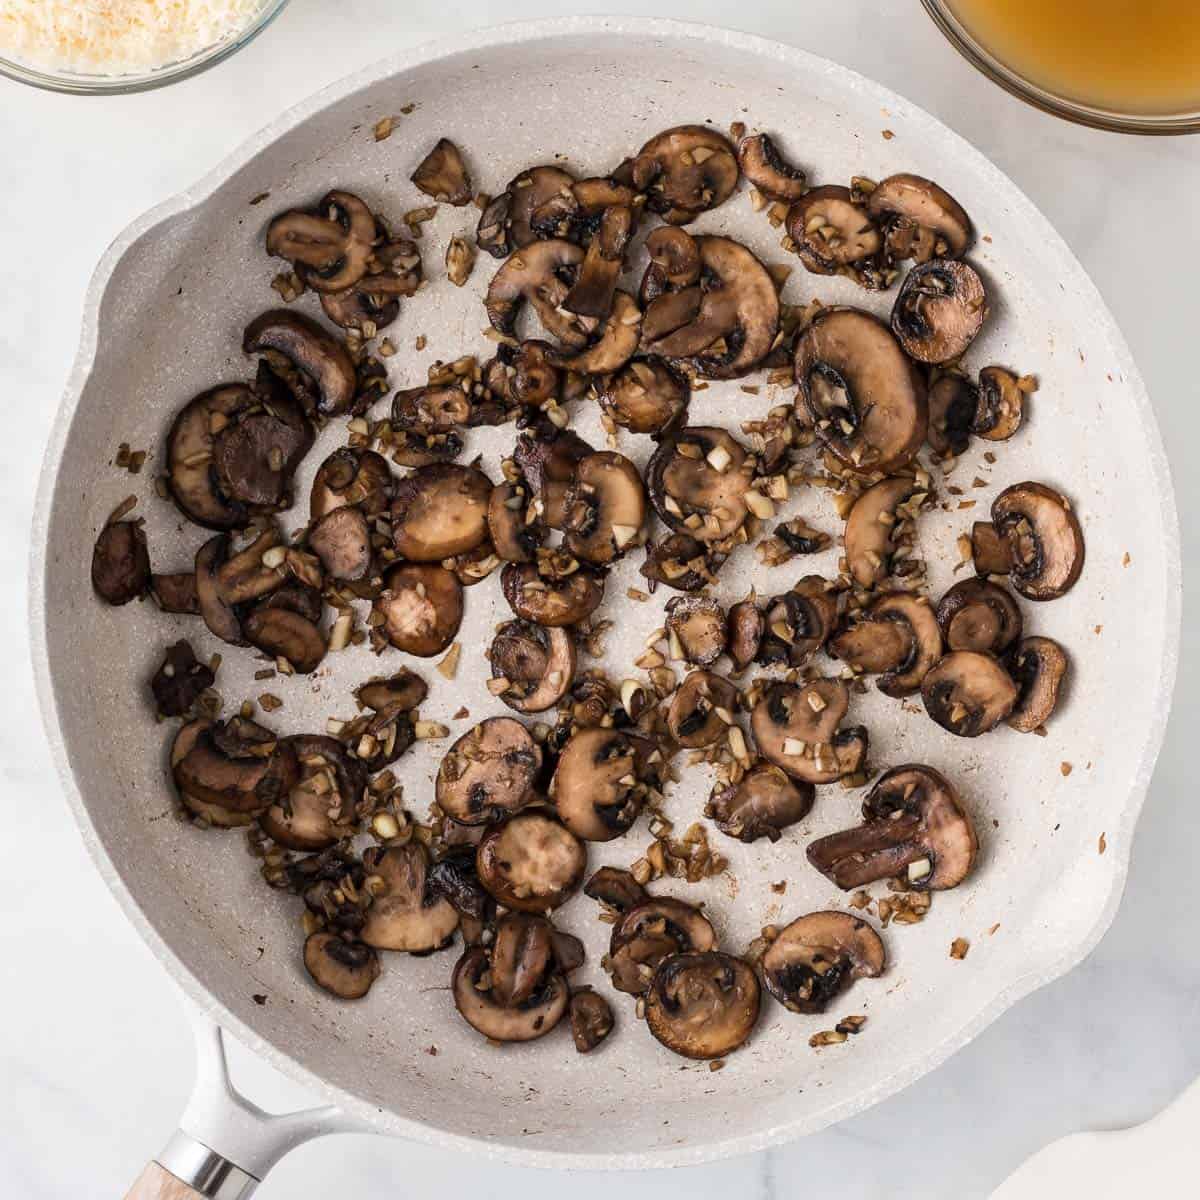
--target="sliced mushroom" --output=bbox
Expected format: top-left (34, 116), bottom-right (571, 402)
top-left (391, 463), bottom-right (491, 561)
top-left (706, 762), bottom-right (813, 843)
top-left (194, 535), bottom-right (246, 646)
top-left (891, 259), bottom-right (987, 364)
top-left (584, 866), bottom-right (647, 913)
top-left (645, 952), bottom-right (760, 1060)
top-left (562, 204), bottom-right (633, 318)
top-left (551, 727), bottom-right (660, 842)
top-left (596, 357), bottom-right (688, 434)
top-left (391, 384), bottom-right (473, 441)
top-left (1007, 636), bottom-right (1069, 733)
top-left (761, 912), bottom-right (885, 1013)
top-left (92, 520), bottom-right (150, 605)
top-left (319, 237), bottom-right (423, 333)
top-left (375, 563), bottom-right (463, 657)
top-left (786, 186), bottom-right (888, 287)
top-left (751, 679), bottom-right (868, 784)
top-left (260, 578), bottom-right (324, 624)
top-left (973, 366), bottom-right (1025, 440)
top-left (151, 572), bottom-right (200, 615)
top-left (243, 606), bottom-right (327, 674)
top-left (737, 132), bottom-right (807, 202)
top-left (832, 591), bottom-right (943, 697)
top-left (794, 308), bottom-right (928, 472)
top-left (151, 639), bottom-right (215, 718)
top-left (757, 577), bottom-right (838, 667)
top-left (427, 845), bottom-right (492, 925)
top-left (844, 476), bottom-right (922, 589)
top-left (355, 667), bottom-right (428, 714)
top-left (936, 579), bottom-right (1022, 655)
top-left (451, 942), bottom-right (569, 1042)
top-left (477, 165), bottom-right (577, 258)
top-left (260, 735), bottom-right (364, 852)
top-left (266, 191), bottom-right (377, 293)
top-left (243, 310), bottom-right (357, 417)
top-left (992, 481), bottom-right (1085, 600)
top-left (608, 898), bottom-right (716, 995)
top-left (360, 843), bottom-right (459, 953)
top-left (639, 226), bottom-right (702, 304)
top-left (639, 532), bottom-right (716, 593)
top-left (487, 482), bottom-right (543, 563)
top-left (631, 126), bottom-right (739, 224)
top-left (410, 138), bottom-right (472, 205)
top-left (971, 520), bottom-right (1014, 576)
top-left (310, 448), bottom-right (392, 519)
top-left (644, 236), bottom-right (779, 379)
top-left (550, 290), bottom-right (642, 376)
top-left (926, 373), bottom-right (977, 458)
top-left (485, 239), bottom-right (594, 349)
top-left (922, 650), bottom-right (1018, 736)
top-left (774, 517), bottom-right (832, 556)
top-left (436, 717), bottom-right (542, 826)
top-left (487, 913), bottom-right (557, 1006)
top-left (476, 811), bottom-right (586, 912)
top-left (288, 846), bottom-right (369, 934)
top-left (665, 596), bottom-right (727, 667)
top-left (558, 450), bottom-right (646, 564)
top-left (166, 385), bottom-right (257, 530)
top-left (726, 596), bottom-right (765, 670)
top-left (808, 764), bottom-right (978, 890)
top-left (646, 426), bottom-right (754, 547)
top-left (303, 932), bottom-right (380, 999)
top-left (666, 670), bottom-right (738, 748)
top-left (213, 526), bottom-right (289, 605)
top-left (570, 988), bottom-right (614, 1053)
top-left (308, 506), bottom-right (372, 581)
top-left (489, 620), bottom-right (576, 713)
top-left (867, 174), bottom-right (973, 263)
top-left (500, 561), bottom-right (605, 627)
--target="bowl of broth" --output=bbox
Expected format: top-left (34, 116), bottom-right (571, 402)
top-left (922, 0), bottom-right (1200, 133)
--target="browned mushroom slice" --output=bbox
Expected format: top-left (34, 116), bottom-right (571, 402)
top-left (922, 650), bottom-right (1018, 736)
top-left (310, 447), bottom-right (392, 519)
top-left (809, 764), bottom-right (978, 890)
top-left (319, 238), bottom-right (423, 333)
top-left (761, 912), bottom-right (885, 1014)
top-left (1007, 636), bottom-right (1069, 733)
top-left (151, 640), bottom-right (215, 718)
top-left (551, 727), bottom-right (660, 842)
top-left (892, 259), bottom-right (988, 364)
top-left (487, 482), bottom-right (542, 563)
top-left (308, 506), bottom-right (371, 581)
top-left (260, 578), bottom-right (324, 623)
top-left (551, 290), bottom-right (642, 375)
top-left (992, 481), bottom-right (1085, 600)
top-left (489, 621), bottom-right (576, 713)
top-left (375, 563), bottom-right (462, 657)
top-left (786, 186), bottom-right (888, 287)
top-left (244, 606), bottom-right (326, 674)
top-left (266, 190), bottom-right (377, 293)
top-left (630, 126), bottom-right (739, 224)
top-left (437, 717), bottom-right (541, 825)
top-left (640, 226), bottom-right (702, 305)
top-left (794, 308), bottom-right (928, 472)
top-left (971, 520), bottom-right (1014, 576)
top-left (212, 526), bottom-right (289, 605)
top-left (303, 932), bottom-right (380, 999)
top-left (646, 426), bottom-right (754, 546)
top-left (724, 596), bottom-right (765, 671)
top-left (260, 735), bottom-right (364, 852)
top-left (757, 577), bottom-right (838, 667)
top-left (391, 384), bottom-right (473, 435)
top-left (485, 239), bottom-right (594, 349)
top-left (92, 520), bottom-right (150, 605)
top-left (663, 595), bottom-right (725, 667)
top-left (194, 535), bottom-right (245, 646)
top-left (645, 952), bottom-right (760, 1060)
top-left (500, 561), bottom-right (604, 627)
top-left (563, 204), bottom-right (633, 318)
top-left (751, 679), bottom-right (868, 784)
top-left (639, 532), bottom-right (716, 593)
top-left (485, 913), bottom-right (556, 1005)
top-left (973, 366), bottom-right (1025, 440)
top-left (584, 866), bottom-right (647, 913)
top-left (476, 811), bottom-right (586, 913)
top-left (359, 843), bottom-right (460, 953)
top-left (867, 174), bottom-right (973, 263)
top-left (835, 591), bottom-right (942, 697)
top-left (243, 311), bottom-right (357, 417)
top-left (666, 670), bottom-right (738, 748)
top-left (558, 449), bottom-right (646, 564)
top-left (707, 763), bottom-right (813, 843)
top-left (936, 579), bottom-right (1022, 655)
top-left (570, 989), bottom-right (614, 1053)
top-left (391, 463), bottom-right (491, 561)
top-left (844, 476), bottom-right (924, 589)
top-left (737, 132), bottom-right (807, 201)
top-left (151, 572), bottom-right (200, 615)
top-left (452, 942), bottom-right (569, 1042)
top-left (596, 357), bottom-right (688, 434)
top-left (608, 897), bottom-right (716, 995)
top-left (645, 236), bottom-right (780, 379)
top-left (410, 137), bottom-right (472, 205)
top-left (773, 518), bottom-right (832, 556)
top-left (355, 667), bottom-right (428, 714)
top-left (926, 373), bottom-right (977, 458)
top-left (482, 165), bottom-right (578, 259)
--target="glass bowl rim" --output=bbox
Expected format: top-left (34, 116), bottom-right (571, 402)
top-left (921, 0), bottom-right (1200, 135)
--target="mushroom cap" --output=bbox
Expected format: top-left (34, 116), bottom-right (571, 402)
top-left (260, 734), bottom-right (365, 852)
top-left (500, 561), bottom-right (605, 627)
top-left (243, 606), bottom-right (327, 675)
top-left (319, 237), bottom-right (423, 333)
top-left (561, 205), bottom-right (635, 319)
top-left (872, 592), bottom-right (943, 697)
top-left (761, 911), bottom-right (886, 1013)
top-left (973, 366), bottom-right (1025, 441)
top-left (922, 650), bottom-right (1019, 737)
top-left (436, 717), bottom-right (542, 825)
top-left (794, 307), bottom-right (928, 473)
top-left (608, 898), bottom-right (717, 995)
top-left (665, 595), bottom-right (727, 667)
top-left (640, 226), bottom-right (702, 302)
top-left (1007, 635), bottom-right (1069, 733)
top-left (360, 843), bottom-right (460, 953)
top-left (751, 679), bottom-right (868, 784)
top-left (266, 190), bottom-right (377, 293)
top-left (489, 620), bottom-right (576, 713)
top-left (640, 532), bottom-right (715, 593)
top-left (551, 727), bottom-right (658, 841)
top-left (736, 132), bottom-right (807, 202)
top-left (597, 357), bottom-right (689, 435)
top-left (310, 448), bottom-right (393, 520)
top-left (480, 164), bottom-right (577, 257)
top-left (583, 866), bottom-right (648, 913)
top-left (706, 763), bottom-right (814, 843)
top-left (867, 173), bottom-right (973, 262)
top-left (561, 450), bottom-right (647, 564)
top-left (411, 137), bottom-right (473, 206)
top-left (757, 577), bottom-right (838, 668)
top-left (551, 291), bottom-right (643, 376)
top-left (308, 506), bottom-right (372, 582)
top-left (487, 482), bottom-right (543, 563)
top-left (632, 125), bottom-right (739, 224)
top-left (303, 932), bottom-right (380, 1000)
top-left (991, 481), bottom-right (1085, 601)
top-left (150, 640), bottom-right (215, 718)
top-left (92, 520), bottom-right (150, 605)
top-left (166, 385), bottom-right (256, 531)
top-left (452, 944), bottom-right (569, 1042)
top-left (171, 717), bottom-right (298, 818)
top-left (936, 578), bottom-right (1023, 655)
top-left (376, 563), bottom-right (463, 657)
top-left (843, 476), bottom-right (919, 589)
top-left (391, 463), bottom-right (492, 561)
top-left (570, 988), bottom-right (615, 1053)
top-left (150, 572), bottom-right (200, 615)
top-left (786, 186), bottom-right (885, 282)
top-left (644, 951), bottom-right (760, 1060)
top-left (354, 668), bottom-right (428, 714)
top-left (485, 239), bottom-right (594, 349)
top-left (891, 259), bottom-right (988, 365)
top-left (476, 811), bottom-right (587, 912)
top-left (194, 534), bottom-right (246, 646)
top-left (243, 310), bottom-right (357, 417)
top-left (666, 669), bottom-right (739, 748)
top-left (645, 426), bottom-right (753, 546)
top-left (726, 597), bottom-right (766, 670)
top-left (926, 373), bottom-right (977, 459)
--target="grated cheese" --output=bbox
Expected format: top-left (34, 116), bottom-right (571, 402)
top-left (0, 0), bottom-right (268, 76)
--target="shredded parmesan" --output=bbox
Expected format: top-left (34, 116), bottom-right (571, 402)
top-left (0, 0), bottom-right (269, 75)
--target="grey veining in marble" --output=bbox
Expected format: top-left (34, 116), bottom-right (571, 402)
top-left (2, 2), bottom-right (1198, 1197)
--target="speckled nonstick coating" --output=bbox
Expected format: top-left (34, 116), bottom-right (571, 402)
top-left (30, 17), bottom-right (1180, 1169)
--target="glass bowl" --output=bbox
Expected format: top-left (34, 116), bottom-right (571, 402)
top-left (921, 0), bottom-right (1200, 134)
top-left (0, 0), bottom-right (290, 95)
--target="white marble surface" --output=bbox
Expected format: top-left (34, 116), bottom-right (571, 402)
top-left (1, 3), bottom-right (1197, 1197)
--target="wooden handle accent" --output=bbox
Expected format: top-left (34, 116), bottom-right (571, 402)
top-left (124, 1161), bottom-right (206, 1200)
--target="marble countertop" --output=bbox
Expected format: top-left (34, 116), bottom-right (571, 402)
top-left (3, 3), bottom-right (1198, 1197)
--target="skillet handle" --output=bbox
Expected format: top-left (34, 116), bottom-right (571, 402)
top-left (125, 1130), bottom-right (258, 1199)
top-left (125, 1161), bottom-right (209, 1199)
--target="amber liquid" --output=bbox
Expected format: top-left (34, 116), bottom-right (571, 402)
top-left (947, 0), bottom-right (1200, 115)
